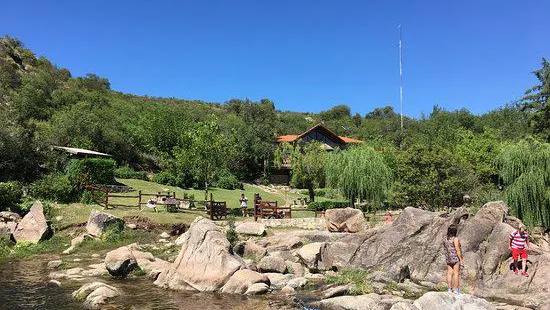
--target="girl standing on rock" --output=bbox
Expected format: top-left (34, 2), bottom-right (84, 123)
top-left (444, 224), bottom-right (464, 295)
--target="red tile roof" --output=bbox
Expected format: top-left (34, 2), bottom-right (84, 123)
top-left (276, 124), bottom-right (362, 144)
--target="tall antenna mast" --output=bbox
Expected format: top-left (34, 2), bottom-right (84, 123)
top-left (398, 24), bottom-right (404, 129)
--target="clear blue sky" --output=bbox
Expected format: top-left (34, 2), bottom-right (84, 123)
top-left (2, 1), bottom-right (548, 118)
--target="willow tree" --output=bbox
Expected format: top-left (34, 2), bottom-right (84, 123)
top-left (325, 146), bottom-right (392, 209)
top-left (497, 138), bottom-right (550, 228)
top-left (274, 141), bottom-right (327, 202)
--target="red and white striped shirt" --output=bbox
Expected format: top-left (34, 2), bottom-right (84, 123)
top-left (509, 230), bottom-right (528, 249)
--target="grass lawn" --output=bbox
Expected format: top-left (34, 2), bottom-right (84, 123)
top-left (53, 179), bottom-right (323, 227)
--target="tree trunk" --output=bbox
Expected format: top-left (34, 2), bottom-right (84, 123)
top-left (350, 194), bottom-right (356, 208)
top-left (308, 184), bottom-right (315, 203)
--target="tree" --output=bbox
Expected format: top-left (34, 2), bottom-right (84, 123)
top-left (391, 142), bottom-right (477, 210)
top-left (275, 141), bottom-right (327, 202)
top-left (325, 146), bottom-right (392, 208)
top-left (497, 138), bottom-right (550, 228)
top-left (521, 58), bottom-right (550, 141)
top-left (173, 119), bottom-right (231, 201)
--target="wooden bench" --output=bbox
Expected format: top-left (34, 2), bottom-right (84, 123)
top-left (255, 201), bottom-right (292, 219)
top-left (208, 200), bottom-right (227, 220)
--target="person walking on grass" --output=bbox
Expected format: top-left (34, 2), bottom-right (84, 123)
top-left (444, 224), bottom-right (464, 295)
top-left (240, 193), bottom-right (248, 217)
top-left (509, 224), bottom-right (530, 277)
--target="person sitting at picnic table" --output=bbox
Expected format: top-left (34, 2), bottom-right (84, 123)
top-left (146, 199), bottom-right (158, 212)
top-left (240, 193), bottom-right (249, 217)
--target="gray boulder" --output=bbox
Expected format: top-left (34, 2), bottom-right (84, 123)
top-left (72, 282), bottom-right (120, 309)
top-left (245, 282), bottom-right (270, 295)
top-left (0, 211), bottom-right (21, 235)
top-left (104, 246), bottom-right (137, 277)
top-left (85, 209), bottom-right (124, 238)
top-left (297, 242), bottom-right (326, 270)
top-left (233, 241), bottom-right (267, 260)
top-left (325, 207), bottom-right (366, 233)
top-left (12, 201), bottom-right (50, 243)
top-left (319, 293), bottom-right (400, 310)
top-left (220, 269), bottom-right (270, 294)
top-left (235, 222), bottom-right (266, 236)
top-left (257, 256), bottom-right (287, 273)
top-left (154, 216), bottom-right (245, 291)
top-left (413, 292), bottom-right (494, 310)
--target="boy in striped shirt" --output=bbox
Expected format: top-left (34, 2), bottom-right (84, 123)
top-left (508, 224), bottom-right (530, 277)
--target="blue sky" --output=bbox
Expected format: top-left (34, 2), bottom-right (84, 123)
top-left (2, 1), bottom-right (548, 118)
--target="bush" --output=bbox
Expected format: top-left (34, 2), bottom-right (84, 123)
top-left (115, 166), bottom-right (148, 180)
top-left (0, 181), bottom-right (23, 211)
top-left (226, 216), bottom-right (239, 248)
top-left (29, 173), bottom-right (77, 203)
top-left (216, 170), bottom-right (239, 190)
top-left (307, 201), bottom-right (349, 212)
top-left (66, 158), bottom-right (116, 187)
top-left (152, 171), bottom-right (177, 186)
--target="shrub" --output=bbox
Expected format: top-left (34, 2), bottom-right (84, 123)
top-left (29, 173), bottom-right (77, 203)
top-left (0, 181), bottom-right (23, 212)
top-left (66, 158), bottom-right (116, 187)
top-left (216, 170), bottom-right (239, 190)
top-left (325, 269), bottom-right (372, 295)
top-left (115, 166), bottom-right (148, 180)
top-left (152, 171), bottom-right (177, 186)
top-left (307, 201), bottom-right (349, 212)
top-left (226, 216), bottom-right (239, 248)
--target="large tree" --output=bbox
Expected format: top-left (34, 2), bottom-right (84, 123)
top-left (325, 146), bottom-right (392, 208)
top-left (497, 138), bottom-right (550, 228)
top-left (521, 58), bottom-right (550, 141)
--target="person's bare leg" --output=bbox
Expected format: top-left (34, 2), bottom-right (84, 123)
top-left (522, 257), bottom-right (527, 273)
top-left (513, 259), bottom-right (518, 273)
top-left (446, 265), bottom-right (453, 290)
top-left (453, 263), bottom-right (460, 291)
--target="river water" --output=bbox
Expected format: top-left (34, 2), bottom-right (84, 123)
top-left (0, 257), bottom-right (313, 310)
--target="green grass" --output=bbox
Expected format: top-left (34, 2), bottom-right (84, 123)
top-left (51, 178), bottom-right (324, 228)
top-left (325, 269), bottom-right (372, 295)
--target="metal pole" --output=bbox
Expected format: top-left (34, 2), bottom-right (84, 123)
top-left (399, 24), bottom-right (404, 130)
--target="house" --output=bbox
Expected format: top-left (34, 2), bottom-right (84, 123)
top-left (271, 123), bottom-right (362, 184)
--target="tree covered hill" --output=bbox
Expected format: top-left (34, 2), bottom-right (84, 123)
top-left (1, 35), bottom-right (548, 219)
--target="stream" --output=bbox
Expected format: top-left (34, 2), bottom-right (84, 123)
top-left (0, 257), bottom-right (320, 310)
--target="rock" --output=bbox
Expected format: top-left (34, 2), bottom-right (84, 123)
top-left (413, 292), bottom-right (494, 310)
top-left (47, 279), bottom-right (62, 287)
top-left (233, 241), bottom-right (267, 260)
top-left (390, 302), bottom-right (419, 310)
top-left (12, 201), bottom-right (50, 243)
top-left (63, 234), bottom-right (91, 254)
top-left (91, 254), bottom-right (100, 258)
top-left (325, 207), bottom-right (366, 233)
top-left (280, 286), bottom-right (295, 295)
top-left (72, 282), bottom-right (120, 309)
top-left (104, 246), bottom-right (137, 277)
top-left (319, 241), bottom-right (361, 271)
top-left (297, 242), bottom-right (325, 270)
top-left (235, 222), bottom-right (266, 236)
top-left (264, 272), bottom-right (295, 289)
top-left (55, 216), bottom-right (63, 221)
top-left (322, 284), bottom-right (355, 298)
top-left (160, 231), bottom-right (170, 238)
top-left (47, 260), bottom-right (63, 269)
top-left (126, 223), bottom-right (137, 230)
top-left (85, 209), bottom-right (124, 238)
top-left (245, 282), bottom-right (270, 295)
top-left (0, 211), bottom-right (21, 235)
top-left (396, 279), bottom-right (424, 295)
top-left (319, 294), bottom-right (386, 310)
top-left (285, 261), bottom-right (305, 276)
top-left (258, 256), bottom-right (287, 273)
top-left (287, 277), bottom-right (308, 289)
top-left (220, 269), bottom-right (270, 294)
top-left (154, 217), bottom-right (246, 291)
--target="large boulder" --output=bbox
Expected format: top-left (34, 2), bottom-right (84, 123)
top-left (297, 242), bottom-right (326, 270)
top-left (257, 256), bottom-right (287, 273)
top-left (12, 201), bottom-right (50, 243)
top-left (320, 293), bottom-right (407, 310)
top-left (104, 246), bottom-right (138, 277)
top-left (0, 211), bottom-right (20, 235)
top-left (72, 282), bottom-right (120, 309)
top-left (413, 292), bottom-right (494, 310)
top-left (235, 222), bottom-right (266, 236)
top-left (85, 210), bottom-right (124, 238)
top-left (220, 269), bottom-right (270, 294)
top-left (154, 216), bottom-right (245, 291)
top-left (325, 208), bottom-right (366, 233)
top-left (233, 241), bottom-right (267, 260)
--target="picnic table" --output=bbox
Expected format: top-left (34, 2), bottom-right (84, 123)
top-left (164, 198), bottom-right (180, 212)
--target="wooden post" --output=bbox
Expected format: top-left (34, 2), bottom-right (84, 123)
top-left (173, 191), bottom-right (176, 198)
top-left (138, 190), bottom-right (142, 209)
top-left (104, 191), bottom-right (109, 209)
